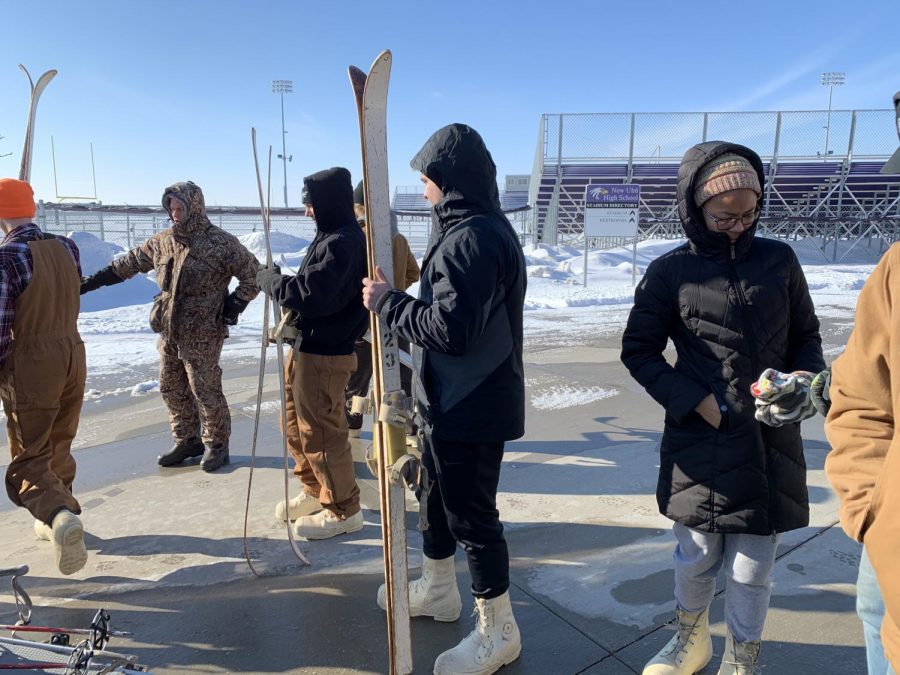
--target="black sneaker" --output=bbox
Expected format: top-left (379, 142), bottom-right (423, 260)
top-left (200, 443), bottom-right (229, 473)
top-left (158, 438), bottom-right (204, 467)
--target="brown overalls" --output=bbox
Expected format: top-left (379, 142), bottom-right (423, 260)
top-left (1, 238), bottom-right (86, 524)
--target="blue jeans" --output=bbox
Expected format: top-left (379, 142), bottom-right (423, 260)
top-left (858, 547), bottom-right (896, 675)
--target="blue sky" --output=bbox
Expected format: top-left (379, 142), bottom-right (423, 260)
top-left (1, 0), bottom-right (898, 206)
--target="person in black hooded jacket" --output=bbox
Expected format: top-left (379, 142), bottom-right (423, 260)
top-left (621, 142), bottom-right (824, 675)
top-left (256, 167), bottom-right (368, 541)
top-left (363, 124), bottom-right (525, 675)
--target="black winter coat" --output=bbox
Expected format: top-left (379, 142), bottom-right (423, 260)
top-left (620, 141), bottom-right (825, 534)
top-left (260, 167), bottom-right (368, 355)
top-left (376, 124), bottom-right (526, 442)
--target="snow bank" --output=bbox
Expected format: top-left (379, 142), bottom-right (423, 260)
top-left (238, 230), bottom-right (310, 265)
top-left (70, 231), bottom-right (160, 312)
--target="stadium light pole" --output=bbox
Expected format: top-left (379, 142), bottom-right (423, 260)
top-left (820, 72), bottom-right (845, 161)
top-left (272, 79), bottom-right (293, 208)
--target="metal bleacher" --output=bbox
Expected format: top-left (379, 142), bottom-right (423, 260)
top-left (532, 108), bottom-right (900, 261)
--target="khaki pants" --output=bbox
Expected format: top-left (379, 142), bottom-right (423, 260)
top-left (2, 338), bottom-right (86, 524)
top-left (284, 351), bottom-right (359, 518)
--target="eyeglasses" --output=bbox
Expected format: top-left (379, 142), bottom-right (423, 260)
top-left (701, 206), bottom-right (760, 230)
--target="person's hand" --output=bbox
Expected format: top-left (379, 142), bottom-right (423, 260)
top-left (363, 265), bottom-right (393, 311)
top-left (695, 393), bottom-right (722, 429)
top-left (79, 267), bottom-right (124, 295)
top-left (222, 291), bottom-right (249, 326)
top-left (810, 367), bottom-right (831, 417)
top-left (255, 264), bottom-right (282, 296)
top-left (751, 368), bottom-right (816, 427)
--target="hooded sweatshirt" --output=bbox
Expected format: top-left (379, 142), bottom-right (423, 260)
top-left (262, 167), bottom-right (368, 355)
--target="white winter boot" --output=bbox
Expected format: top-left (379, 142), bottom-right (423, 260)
top-left (51, 510), bottom-right (87, 576)
top-left (642, 607), bottom-right (712, 674)
top-left (34, 519), bottom-right (52, 542)
top-left (274, 493), bottom-right (321, 522)
top-left (716, 630), bottom-right (760, 675)
top-left (432, 591), bottom-right (521, 675)
top-left (377, 554), bottom-right (462, 622)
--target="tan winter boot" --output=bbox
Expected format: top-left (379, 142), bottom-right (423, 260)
top-left (51, 510), bottom-right (87, 576)
top-left (643, 607), bottom-right (712, 674)
top-left (274, 493), bottom-right (321, 522)
top-left (433, 591), bottom-right (521, 675)
top-left (293, 509), bottom-right (364, 540)
top-left (377, 554), bottom-right (462, 622)
top-left (716, 630), bottom-right (760, 675)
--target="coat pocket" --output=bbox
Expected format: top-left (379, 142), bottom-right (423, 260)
top-left (156, 257), bottom-right (175, 292)
top-left (149, 291), bottom-right (170, 333)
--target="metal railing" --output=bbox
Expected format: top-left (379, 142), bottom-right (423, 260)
top-left (533, 108), bottom-right (899, 260)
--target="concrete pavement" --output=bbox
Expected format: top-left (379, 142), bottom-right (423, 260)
top-left (0, 311), bottom-right (866, 673)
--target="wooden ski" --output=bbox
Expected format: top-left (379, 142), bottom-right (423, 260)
top-left (349, 50), bottom-right (413, 675)
top-left (17, 64), bottom-right (57, 182)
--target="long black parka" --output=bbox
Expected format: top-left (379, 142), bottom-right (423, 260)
top-left (375, 124), bottom-right (526, 442)
top-left (620, 141), bottom-right (825, 535)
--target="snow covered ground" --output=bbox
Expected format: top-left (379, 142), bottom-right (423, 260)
top-left (72, 230), bottom-right (880, 405)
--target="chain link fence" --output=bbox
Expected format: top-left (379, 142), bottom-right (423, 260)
top-left (36, 201), bottom-right (531, 258)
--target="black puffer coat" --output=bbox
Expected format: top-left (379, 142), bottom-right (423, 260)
top-left (376, 124), bottom-right (526, 442)
top-left (620, 141), bottom-right (825, 534)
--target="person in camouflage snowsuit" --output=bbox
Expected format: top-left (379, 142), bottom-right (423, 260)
top-left (80, 181), bottom-right (259, 472)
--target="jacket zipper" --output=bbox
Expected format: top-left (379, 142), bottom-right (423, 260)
top-left (731, 243), bottom-right (775, 535)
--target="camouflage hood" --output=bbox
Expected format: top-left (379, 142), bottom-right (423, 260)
top-left (161, 181), bottom-right (210, 243)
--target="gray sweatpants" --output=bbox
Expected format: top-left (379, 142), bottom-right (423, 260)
top-left (673, 522), bottom-right (781, 643)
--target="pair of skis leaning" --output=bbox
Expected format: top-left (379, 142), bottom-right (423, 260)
top-left (350, 50), bottom-right (416, 675)
top-left (243, 50), bottom-right (414, 674)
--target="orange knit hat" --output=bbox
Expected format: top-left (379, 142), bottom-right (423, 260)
top-left (0, 179), bottom-right (36, 219)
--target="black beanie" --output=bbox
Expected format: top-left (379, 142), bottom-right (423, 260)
top-left (353, 180), bottom-right (365, 207)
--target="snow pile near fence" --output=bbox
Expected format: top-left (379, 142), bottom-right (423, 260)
top-left (238, 230), bottom-right (310, 267)
top-left (70, 231), bottom-right (159, 312)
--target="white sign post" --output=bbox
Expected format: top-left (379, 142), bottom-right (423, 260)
top-left (583, 184), bottom-right (641, 286)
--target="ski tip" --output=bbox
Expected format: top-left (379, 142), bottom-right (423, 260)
top-left (370, 50), bottom-right (392, 71)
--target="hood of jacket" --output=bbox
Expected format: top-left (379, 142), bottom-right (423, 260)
top-left (676, 141), bottom-right (766, 259)
top-left (161, 181), bottom-right (210, 243)
top-left (410, 124), bottom-right (501, 231)
top-left (303, 167), bottom-right (356, 234)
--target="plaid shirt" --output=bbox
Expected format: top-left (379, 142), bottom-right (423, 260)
top-left (0, 223), bottom-right (81, 364)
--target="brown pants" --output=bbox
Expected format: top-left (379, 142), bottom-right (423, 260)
top-left (158, 335), bottom-right (230, 447)
top-left (284, 351), bottom-right (359, 518)
top-left (2, 338), bottom-right (86, 524)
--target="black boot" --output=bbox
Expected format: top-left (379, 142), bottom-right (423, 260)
top-left (200, 442), bottom-right (229, 473)
top-left (158, 438), bottom-right (204, 467)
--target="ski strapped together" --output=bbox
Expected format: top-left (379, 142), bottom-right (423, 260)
top-left (242, 128), bottom-right (309, 573)
top-left (349, 50), bottom-right (414, 675)
top-left (17, 64), bottom-right (57, 183)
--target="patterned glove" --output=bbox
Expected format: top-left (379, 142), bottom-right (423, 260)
top-left (751, 368), bottom-right (817, 427)
top-left (810, 367), bottom-right (831, 417)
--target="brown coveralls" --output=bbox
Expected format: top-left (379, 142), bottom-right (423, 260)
top-left (284, 351), bottom-right (360, 518)
top-left (1, 240), bottom-right (85, 524)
